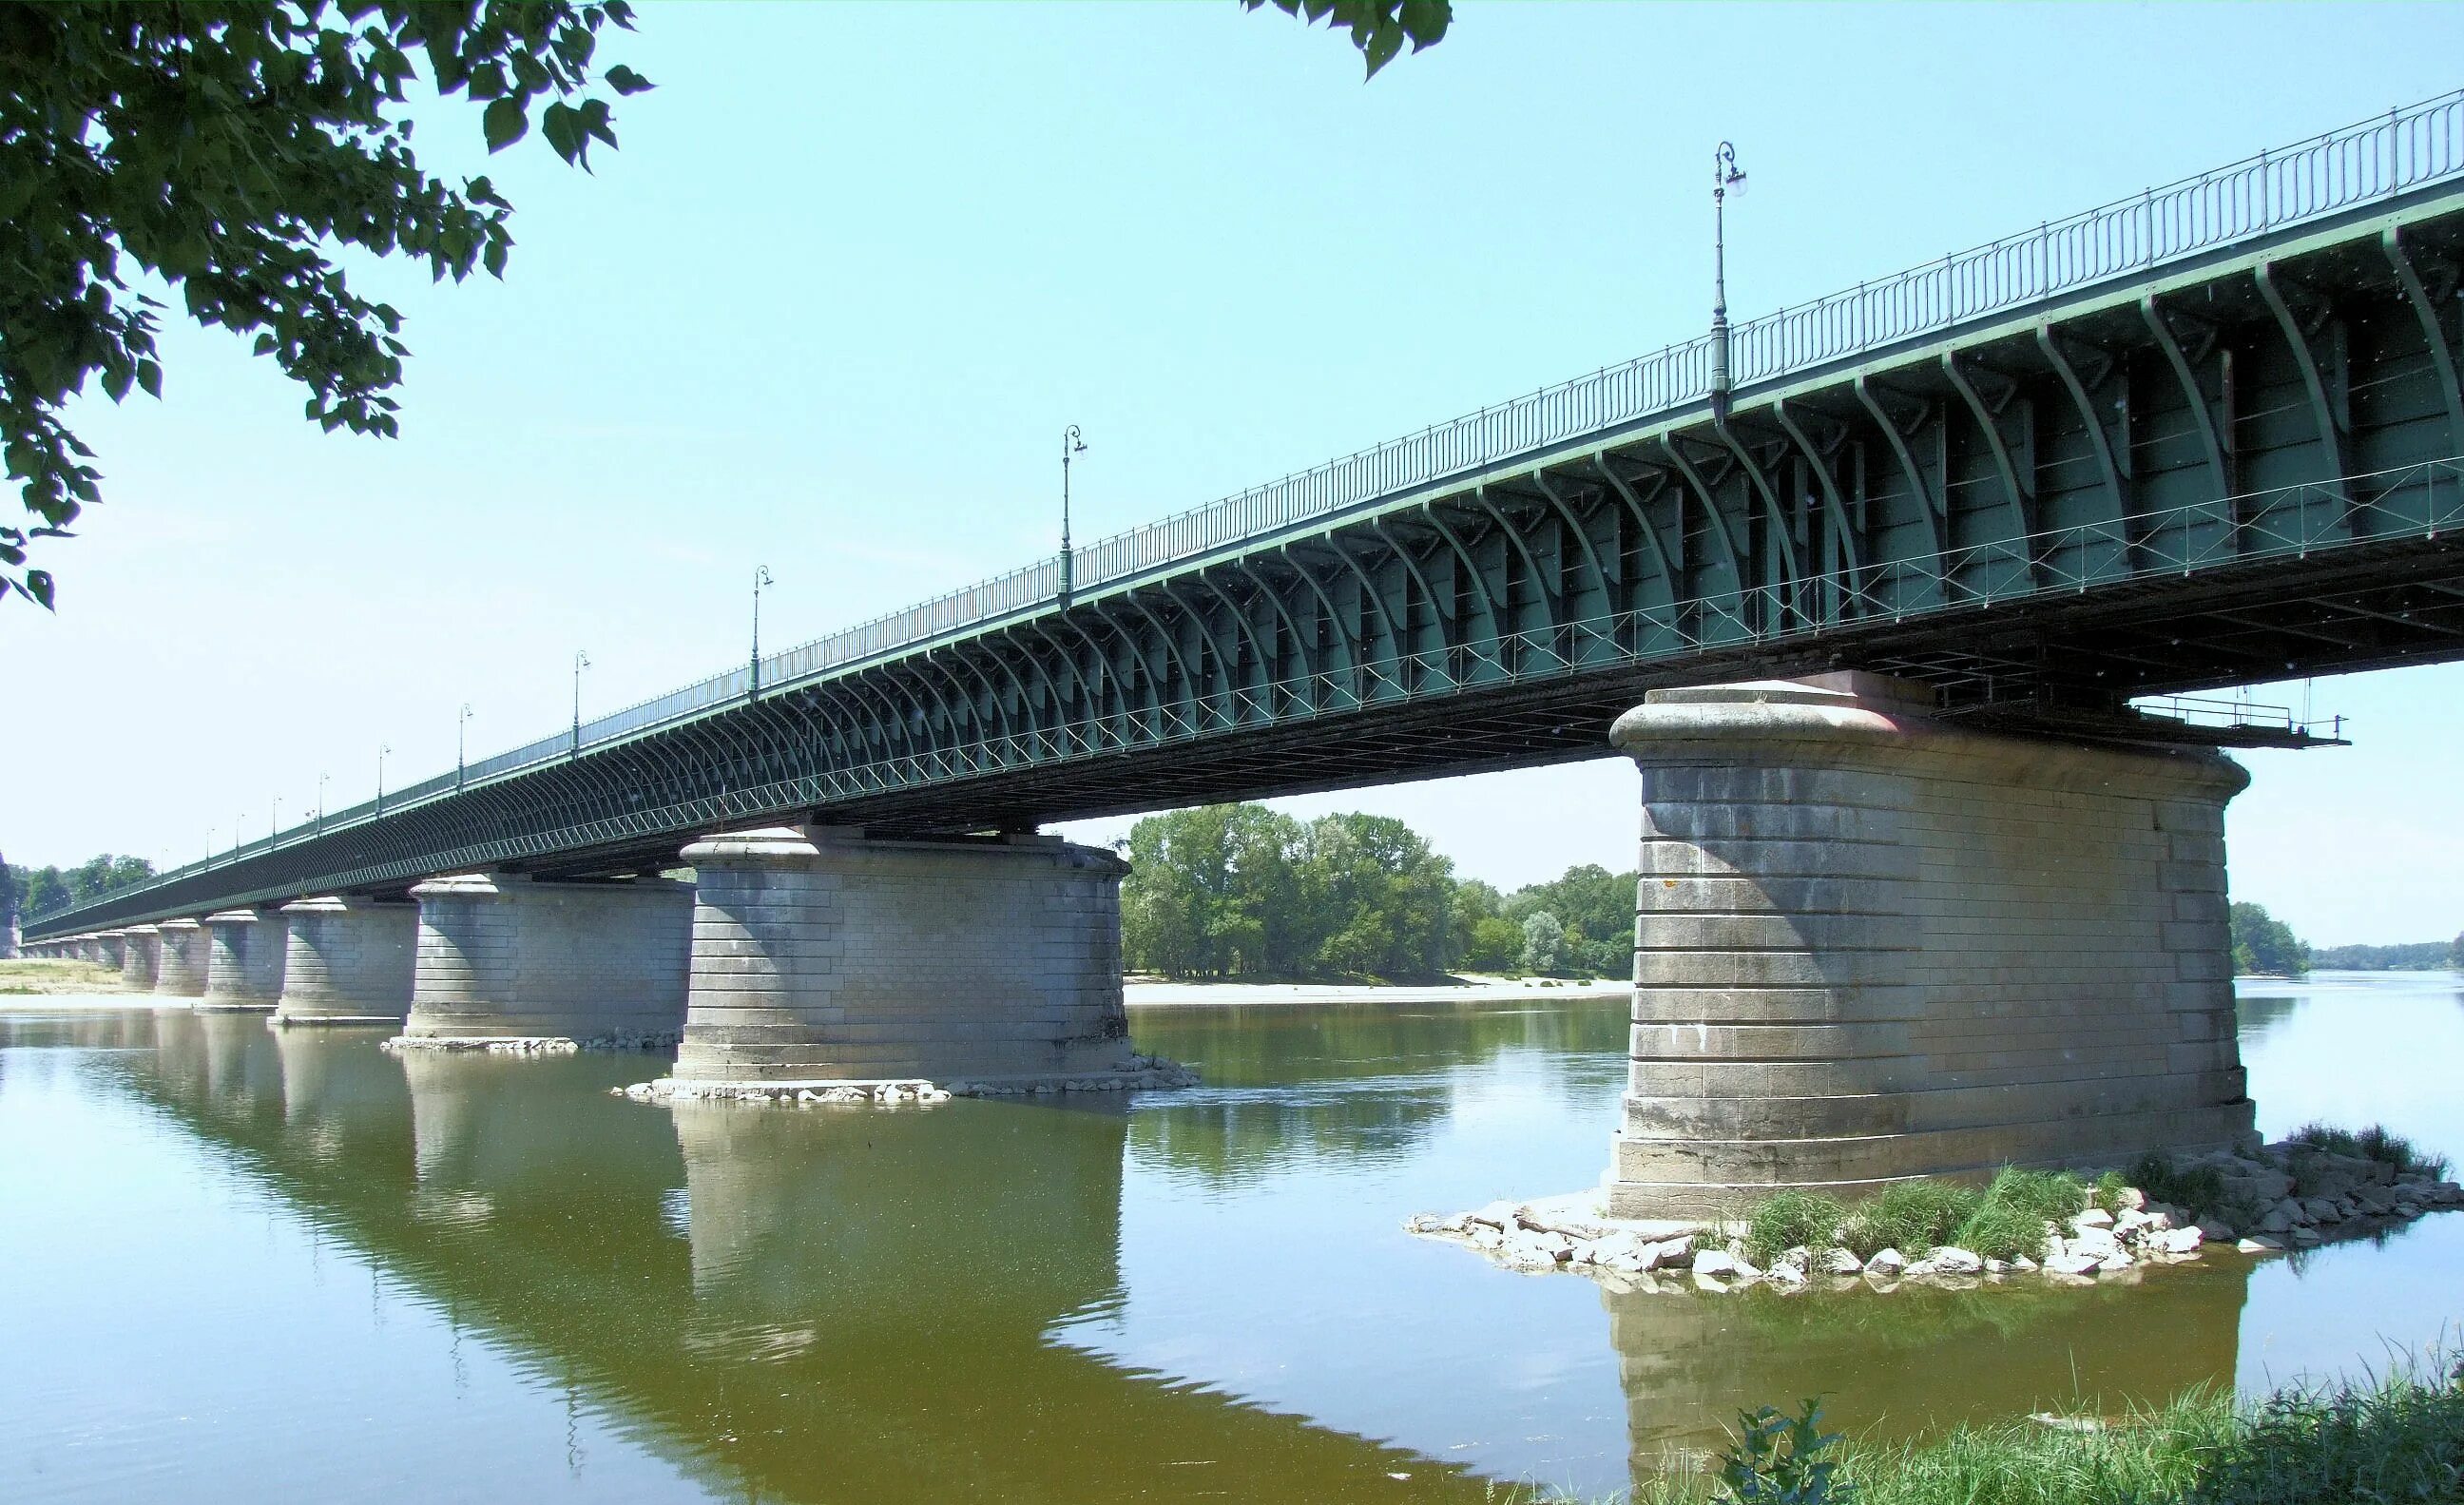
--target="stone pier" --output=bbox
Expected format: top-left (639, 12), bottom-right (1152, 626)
top-left (153, 917), bottom-right (212, 1001)
top-left (1606, 675), bottom-right (2256, 1220)
top-left (95, 932), bottom-right (126, 972)
top-left (661, 826), bottom-right (1154, 1094)
top-left (119, 925), bottom-right (161, 991)
top-left (271, 896), bottom-right (418, 1026)
top-left (202, 908), bottom-right (288, 1012)
top-left (394, 873), bottom-right (694, 1050)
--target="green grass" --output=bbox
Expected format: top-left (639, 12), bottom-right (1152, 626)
top-left (1588, 1352), bottom-right (2464, 1505)
top-left (1743, 1190), bottom-right (1848, 1264)
top-left (2127, 1152), bottom-right (2232, 1224)
top-left (2287, 1121), bottom-right (2453, 1182)
top-left (1751, 1167), bottom-right (2091, 1263)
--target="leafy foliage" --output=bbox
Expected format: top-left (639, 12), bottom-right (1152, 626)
top-left (1121, 805), bottom-right (1453, 979)
top-left (7, 853), bottom-right (156, 919)
top-left (2228, 901), bottom-right (2309, 976)
top-left (0, 1), bottom-right (652, 608)
top-left (1716, 1399), bottom-right (1855, 1505)
top-left (2307, 938), bottom-right (2451, 971)
top-left (1241, 0), bottom-right (1451, 78)
top-left (1517, 910), bottom-right (1566, 974)
top-left (1503, 863), bottom-right (1633, 977)
top-left (1118, 801), bottom-right (1640, 981)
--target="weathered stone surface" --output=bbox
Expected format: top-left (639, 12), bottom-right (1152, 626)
top-left (152, 917), bottom-right (211, 999)
top-left (666, 827), bottom-right (1159, 1092)
top-left (1905, 1246), bottom-right (1983, 1276)
top-left (119, 925), bottom-right (161, 991)
top-left (271, 897), bottom-right (417, 1026)
top-left (397, 873), bottom-right (691, 1048)
top-left (1605, 674), bottom-right (2256, 1219)
top-left (202, 908), bottom-right (286, 1011)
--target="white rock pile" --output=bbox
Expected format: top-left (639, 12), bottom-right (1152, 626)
top-left (612, 1052), bottom-right (1199, 1108)
top-left (1409, 1143), bottom-right (2464, 1297)
top-left (384, 1031), bottom-right (682, 1055)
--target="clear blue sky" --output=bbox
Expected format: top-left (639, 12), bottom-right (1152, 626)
top-left (9, 2), bottom-right (2464, 946)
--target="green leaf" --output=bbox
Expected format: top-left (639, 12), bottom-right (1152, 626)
top-left (483, 97), bottom-right (528, 151)
top-left (25, 569), bottom-right (54, 610)
top-left (1360, 22), bottom-right (1403, 76)
top-left (604, 63), bottom-right (653, 94)
top-left (540, 102), bottom-right (581, 164)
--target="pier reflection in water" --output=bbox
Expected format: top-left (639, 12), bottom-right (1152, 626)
top-left (1, 975), bottom-right (2457, 1504)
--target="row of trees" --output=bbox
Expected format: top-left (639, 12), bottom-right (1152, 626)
top-left (1119, 804), bottom-right (1633, 981)
top-left (1, 853), bottom-right (156, 928)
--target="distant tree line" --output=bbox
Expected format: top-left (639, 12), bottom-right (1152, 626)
top-left (1119, 804), bottom-right (1636, 981)
top-left (2229, 902), bottom-right (2311, 977)
top-left (2232, 901), bottom-right (2464, 975)
top-left (2307, 940), bottom-right (2454, 972)
top-left (2, 854), bottom-right (157, 925)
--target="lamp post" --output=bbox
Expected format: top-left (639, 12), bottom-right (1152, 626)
top-left (376, 743), bottom-right (391, 815)
top-left (571, 650), bottom-right (590, 757)
top-left (1709, 141), bottom-right (1746, 420)
top-left (457, 703), bottom-right (473, 791)
top-left (270, 796), bottom-right (280, 850)
top-left (1059, 425), bottom-right (1086, 603)
top-left (750, 566), bottom-right (773, 699)
top-left (317, 772), bottom-right (329, 835)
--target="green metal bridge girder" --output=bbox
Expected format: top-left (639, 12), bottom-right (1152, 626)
top-left (33, 187), bottom-right (2464, 938)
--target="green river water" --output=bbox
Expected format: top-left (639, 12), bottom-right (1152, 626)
top-left (4, 973), bottom-right (2459, 1502)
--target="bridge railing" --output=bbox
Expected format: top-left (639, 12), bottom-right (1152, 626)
top-left (30, 92), bottom-right (2464, 930)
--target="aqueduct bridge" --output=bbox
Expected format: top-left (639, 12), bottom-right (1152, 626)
top-left (28, 94), bottom-right (2464, 1214)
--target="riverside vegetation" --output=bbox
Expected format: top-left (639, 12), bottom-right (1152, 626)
top-left (1413, 1124), bottom-right (2463, 1295)
top-left (1612, 1354), bottom-right (2464, 1505)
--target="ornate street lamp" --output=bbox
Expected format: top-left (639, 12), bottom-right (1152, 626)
top-left (570, 650), bottom-right (591, 756)
top-left (1709, 141), bottom-right (1746, 420)
top-left (750, 566), bottom-right (774, 699)
top-left (1060, 425), bottom-right (1087, 603)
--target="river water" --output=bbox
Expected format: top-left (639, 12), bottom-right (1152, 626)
top-left (3, 973), bottom-right (2458, 1503)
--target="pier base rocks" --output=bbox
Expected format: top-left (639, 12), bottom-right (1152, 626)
top-left (119, 924), bottom-right (161, 992)
top-left (1606, 674), bottom-right (2257, 1220)
top-left (271, 896), bottom-right (417, 1026)
top-left (202, 908), bottom-right (287, 1011)
top-left (650, 824), bottom-right (1190, 1096)
top-left (391, 873), bottom-right (692, 1052)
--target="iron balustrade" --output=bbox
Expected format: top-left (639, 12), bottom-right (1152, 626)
top-left (30, 91), bottom-right (2464, 926)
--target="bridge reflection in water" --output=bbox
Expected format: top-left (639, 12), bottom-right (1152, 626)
top-left (66, 1011), bottom-right (2260, 1500)
top-left (104, 1017), bottom-right (1494, 1503)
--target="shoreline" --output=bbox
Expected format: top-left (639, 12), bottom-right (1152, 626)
top-left (1, 977), bottom-right (1634, 1014)
top-left (1124, 977), bottom-right (1627, 1009)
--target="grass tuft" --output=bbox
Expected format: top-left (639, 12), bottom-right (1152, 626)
top-left (2127, 1151), bottom-right (2230, 1222)
top-left (2289, 1121), bottom-right (2453, 1182)
top-left (1744, 1189), bottom-right (1847, 1265)
top-left (1607, 1350), bottom-right (2464, 1505)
